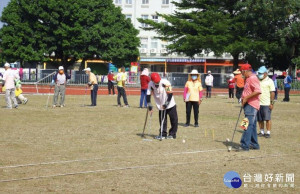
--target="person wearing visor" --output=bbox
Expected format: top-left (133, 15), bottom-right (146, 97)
top-left (146, 73), bottom-right (178, 139)
top-left (257, 66), bottom-right (275, 138)
top-left (183, 70), bottom-right (203, 127)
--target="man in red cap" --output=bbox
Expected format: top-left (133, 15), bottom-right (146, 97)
top-left (238, 64), bottom-right (261, 151)
top-left (146, 73), bottom-right (178, 139)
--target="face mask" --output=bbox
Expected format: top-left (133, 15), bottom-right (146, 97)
top-left (155, 84), bottom-right (159, 88)
top-left (258, 74), bottom-right (264, 80)
top-left (191, 75), bottom-right (197, 80)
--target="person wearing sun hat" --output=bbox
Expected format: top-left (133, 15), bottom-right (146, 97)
top-left (233, 68), bottom-right (244, 103)
top-left (238, 64), bottom-right (261, 151)
top-left (2, 62), bottom-right (19, 109)
top-left (256, 66), bottom-right (275, 138)
top-left (183, 69), bottom-right (203, 127)
top-left (84, 67), bottom-right (99, 106)
top-left (282, 71), bottom-right (292, 102)
top-left (204, 70), bottom-right (213, 98)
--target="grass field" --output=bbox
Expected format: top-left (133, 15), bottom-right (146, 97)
top-left (0, 93), bottom-right (299, 193)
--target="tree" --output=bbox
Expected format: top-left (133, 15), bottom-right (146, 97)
top-left (0, 0), bottom-right (140, 68)
top-left (139, 0), bottom-right (259, 69)
top-left (241, 0), bottom-right (300, 71)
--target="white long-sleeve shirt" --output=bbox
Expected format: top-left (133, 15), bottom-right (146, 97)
top-left (3, 69), bottom-right (19, 89)
top-left (205, 74), bottom-right (214, 86)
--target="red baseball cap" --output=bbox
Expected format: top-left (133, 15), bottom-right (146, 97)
top-left (240, 64), bottom-right (252, 71)
top-left (282, 71), bottom-right (287, 76)
top-left (151, 72), bottom-right (161, 83)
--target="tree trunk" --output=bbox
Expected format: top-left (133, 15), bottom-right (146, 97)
top-left (232, 53), bottom-right (240, 70)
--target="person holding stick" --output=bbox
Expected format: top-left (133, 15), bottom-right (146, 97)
top-left (146, 73), bottom-right (178, 140)
top-left (84, 67), bottom-right (98, 106)
top-left (238, 64), bottom-right (261, 151)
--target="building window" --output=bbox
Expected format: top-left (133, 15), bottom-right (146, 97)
top-left (142, 0), bottom-right (149, 4)
top-left (115, 0), bottom-right (122, 4)
top-left (126, 0), bottom-right (132, 4)
top-left (141, 15), bottom-right (149, 27)
top-left (152, 15), bottom-right (158, 23)
top-left (151, 38), bottom-right (158, 48)
top-left (141, 38), bottom-right (148, 48)
top-left (162, 0), bottom-right (169, 4)
top-left (125, 14), bottom-right (132, 20)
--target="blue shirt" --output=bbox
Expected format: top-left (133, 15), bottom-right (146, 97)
top-left (284, 76), bottom-right (292, 88)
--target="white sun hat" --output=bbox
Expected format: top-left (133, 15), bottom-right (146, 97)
top-left (189, 69), bottom-right (200, 74)
top-left (83, 67), bottom-right (91, 72)
top-left (4, 62), bottom-right (10, 67)
top-left (58, 66), bottom-right (64, 70)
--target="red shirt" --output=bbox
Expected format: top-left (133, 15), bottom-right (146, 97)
top-left (228, 79), bottom-right (235, 89)
top-left (140, 75), bottom-right (150, 90)
top-left (108, 73), bottom-right (114, 81)
top-left (242, 73), bottom-right (261, 110)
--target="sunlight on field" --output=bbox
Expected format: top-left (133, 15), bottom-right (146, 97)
top-left (0, 94), bottom-right (299, 193)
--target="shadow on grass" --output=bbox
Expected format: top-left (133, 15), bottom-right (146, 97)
top-left (215, 139), bottom-right (240, 149)
top-left (136, 133), bottom-right (156, 139)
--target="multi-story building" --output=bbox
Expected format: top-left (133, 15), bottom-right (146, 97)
top-left (113, 0), bottom-right (244, 74)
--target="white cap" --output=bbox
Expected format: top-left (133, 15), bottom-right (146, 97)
top-left (189, 69), bottom-right (200, 74)
top-left (58, 66), bottom-right (64, 70)
top-left (208, 71), bottom-right (211, 74)
top-left (83, 67), bottom-right (91, 72)
top-left (4, 62), bottom-right (10, 67)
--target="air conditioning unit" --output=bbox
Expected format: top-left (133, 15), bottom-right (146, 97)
top-left (160, 49), bottom-right (167, 53)
top-left (139, 48), bottom-right (147, 53)
top-left (150, 48), bottom-right (157, 53)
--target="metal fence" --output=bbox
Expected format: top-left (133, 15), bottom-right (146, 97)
top-left (15, 71), bottom-right (300, 90)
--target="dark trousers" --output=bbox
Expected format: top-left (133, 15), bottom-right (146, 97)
top-left (139, 89), bottom-right (147, 108)
top-left (283, 87), bottom-right (290, 102)
top-left (159, 105), bottom-right (178, 137)
top-left (274, 88), bottom-right (278, 100)
top-left (236, 87), bottom-right (244, 100)
top-left (90, 84), bottom-right (98, 106)
top-left (185, 101), bottom-right (199, 125)
top-left (229, 88), bottom-right (234, 98)
top-left (108, 81), bottom-right (115, 95)
top-left (206, 86), bottom-right (212, 98)
top-left (117, 86), bottom-right (128, 105)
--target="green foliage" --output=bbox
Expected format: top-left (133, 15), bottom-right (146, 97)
top-left (0, 0), bottom-right (140, 68)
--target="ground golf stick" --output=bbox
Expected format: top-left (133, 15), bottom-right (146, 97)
top-left (160, 109), bottom-right (166, 141)
top-left (230, 106), bottom-right (243, 146)
top-left (142, 108), bottom-right (149, 137)
top-left (83, 86), bottom-right (88, 107)
top-left (45, 86), bottom-right (52, 109)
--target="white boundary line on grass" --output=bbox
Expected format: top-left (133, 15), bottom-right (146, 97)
top-left (0, 149), bottom-right (226, 169)
top-left (0, 153), bottom-right (299, 183)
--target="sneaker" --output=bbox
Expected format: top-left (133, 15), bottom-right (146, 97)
top-left (194, 124), bottom-right (199, 127)
top-left (167, 135), bottom-right (176, 139)
top-left (184, 123), bottom-right (189, 127)
top-left (52, 105), bottom-right (56, 108)
top-left (249, 145), bottom-right (260, 150)
top-left (14, 105), bottom-right (18, 109)
top-left (257, 133), bottom-right (265, 137)
top-left (154, 135), bottom-right (166, 140)
top-left (23, 99), bottom-right (28, 104)
top-left (265, 134), bottom-right (271, 138)
top-left (235, 146), bottom-right (249, 152)
top-left (60, 105), bottom-right (65, 108)
top-left (117, 105), bottom-right (122, 107)
top-left (124, 105), bottom-right (129, 108)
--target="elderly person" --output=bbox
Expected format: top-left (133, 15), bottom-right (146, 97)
top-left (205, 70), bottom-right (213, 98)
top-left (183, 70), bottom-right (203, 127)
top-left (282, 71), bottom-right (292, 102)
top-left (228, 73), bottom-right (235, 99)
top-left (114, 67), bottom-right (129, 107)
top-left (238, 64), bottom-right (261, 151)
top-left (52, 66), bottom-right (71, 108)
top-left (257, 66), bottom-right (275, 138)
top-left (84, 67), bottom-right (98, 106)
top-left (139, 68), bottom-right (150, 108)
top-left (3, 63), bottom-right (19, 109)
top-left (233, 69), bottom-right (244, 104)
